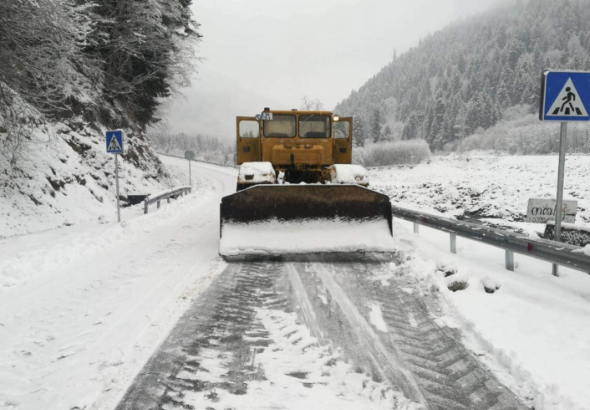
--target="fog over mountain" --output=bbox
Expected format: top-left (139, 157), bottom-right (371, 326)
top-left (159, 0), bottom-right (506, 142)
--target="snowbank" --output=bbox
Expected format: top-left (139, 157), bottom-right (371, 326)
top-left (332, 164), bottom-right (368, 185)
top-left (387, 218), bottom-right (590, 410)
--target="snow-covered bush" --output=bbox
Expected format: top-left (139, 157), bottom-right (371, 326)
top-left (354, 139), bottom-right (431, 167)
top-left (447, 279), bottom-right (469, 292)
top-left (445, 112), bottom-right (590, 155)
top-left (481, 276), bottom-right (501, 294)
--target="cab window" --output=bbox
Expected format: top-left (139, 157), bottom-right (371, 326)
top-left (334, 121), bottom-right (350, 139)
top-left (263, 114), bottom-right (296, 138)
top-left (239, 120), bottom-right (259, 138)
top-left (299, 115), bottom-right (331, 138)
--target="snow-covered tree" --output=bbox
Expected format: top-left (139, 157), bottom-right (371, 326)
top-left (353, 116), bottom-right (367, 147)
top-left (371, 109), bottom-right (383, 143)
top-left (382, 125), bottom-right (393, 141)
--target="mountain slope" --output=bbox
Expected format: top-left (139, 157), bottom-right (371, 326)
top-left (335, 0), bottom-right (590, 150)
top-left (0, 0), bottom-right (200, 237)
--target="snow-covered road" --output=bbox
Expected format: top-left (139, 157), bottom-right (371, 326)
top-left (1, 155), bottom-right (590, 410)
top-left (0, 157), bottom-right (237, 410)
top-left (115, 260), bottom-right (528, 410)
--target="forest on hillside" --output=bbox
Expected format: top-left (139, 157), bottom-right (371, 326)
top-left (0, 0), bottom-right (199, 168)
top-left (336, 0), bottom-right (590, 154)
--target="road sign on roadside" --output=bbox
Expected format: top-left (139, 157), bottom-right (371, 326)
top-left (538, 70), bottom-right (590, 276)
top-left (106, 130), bottom-right (124, 153)
top-left (184, 150), bottom-right (195, 185)
top-left (540, 71), bottom-right (590, 122)
top-left (106, 130), bottom-right (124, 223)
top-left (526, 198), bottom-right (577, 224)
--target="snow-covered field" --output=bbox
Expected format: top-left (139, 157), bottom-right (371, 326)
top-left (0, 156), bottom-right (236, 410)
top-left (370, 154), bottom-right (590, 234)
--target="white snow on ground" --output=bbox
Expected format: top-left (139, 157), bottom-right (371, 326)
top-left (367, 303), bottom-right (388, 333)
top-left (3, 151), bottom-right (590, 410)
top-left (176, 308), bottom-right (422, 410)
top-left (367, 153), bottom-right (590, 409)
top-left (0, 155), bottom-right (237, 410)
top-left (382, 219), bottom-right (590, 410)
top-left (0, 121), bottom-right (173, 239)
top-left (370, 154), bottom-right (590, 234)
top-left (368, 154), bottom-right (590, 409)
top-left (220, 218), bottom-right (395, 256)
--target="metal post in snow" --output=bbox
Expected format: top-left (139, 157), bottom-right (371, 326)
top-left (552, 122), bottom-right (568, 277)
top-left (505, 250), bottom-right (515, 272)
top-left (115, 153), bottom-right (121, 223)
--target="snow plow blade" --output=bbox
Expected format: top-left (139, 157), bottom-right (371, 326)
top-left (219, 185), bottom-right (395, 262)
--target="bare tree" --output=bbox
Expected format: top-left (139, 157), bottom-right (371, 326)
top-left (301, 96), bottom-right (325, 110)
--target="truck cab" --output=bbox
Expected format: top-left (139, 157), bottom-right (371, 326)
top-left (236, 108), bottom-right (353, 184)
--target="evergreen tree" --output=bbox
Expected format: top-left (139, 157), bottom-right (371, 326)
top-left (402, 113), bottom-right (420, 140)
top-left (371, 109), bottom-right (383, 143)
top-left (383, 125), bottom-right (393, 141)
top-left (353, 116), bottom-right (367, 147)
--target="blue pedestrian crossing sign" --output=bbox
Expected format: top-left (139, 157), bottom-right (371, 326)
top-left (540, 71), bottom-right (590, 122)
top-left (106, 130), bottom-right (124, 154)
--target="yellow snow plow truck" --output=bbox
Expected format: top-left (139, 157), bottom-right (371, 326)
top-left (219, 108), bottom-right (395, 261)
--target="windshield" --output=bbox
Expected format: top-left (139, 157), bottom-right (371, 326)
top-left (299, 115), bottom-right (331, 138)
top-left (263, 114), bottom-right (296, 138)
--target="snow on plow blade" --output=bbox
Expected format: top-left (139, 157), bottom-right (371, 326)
top-left (219, 185), bottom-right (395, 262)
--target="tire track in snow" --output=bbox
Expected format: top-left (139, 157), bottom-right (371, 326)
top-left (287, 262), bottom-right (427, 406)
top-left (321, 261), bottom-right (529, 410)
top-left (115, 259), bottom-right (528, 410)
top-left (114, 262), bottom-right (281, 410)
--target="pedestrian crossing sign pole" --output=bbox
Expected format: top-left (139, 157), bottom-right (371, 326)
top-left (106, 130), bottom-right (124, 223)
top-left (540, 70), bottom-right (590, 276)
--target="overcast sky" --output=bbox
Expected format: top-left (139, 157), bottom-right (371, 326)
top-left (158, 0), bottom-right (504, 142)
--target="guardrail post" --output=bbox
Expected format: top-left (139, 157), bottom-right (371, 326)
top-left (413, 223), bottom-right (419, 234)
top-left (157, 200), bottom-right (160, 209)
top-left (450, 233), bottom-right (457, 254)
top-left (167, 197), bottom-right (170, 204)
top-left (144, 200), bottom-right (148, 214)
top-left (505, 251), bottom-right (515, 271)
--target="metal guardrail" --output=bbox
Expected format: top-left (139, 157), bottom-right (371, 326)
top-left (143, 186), bottom-right (191, 214)
top-left (391, 204), bottom-right (590, 274)
top-left (157, 152), bottom-right (236, 168)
